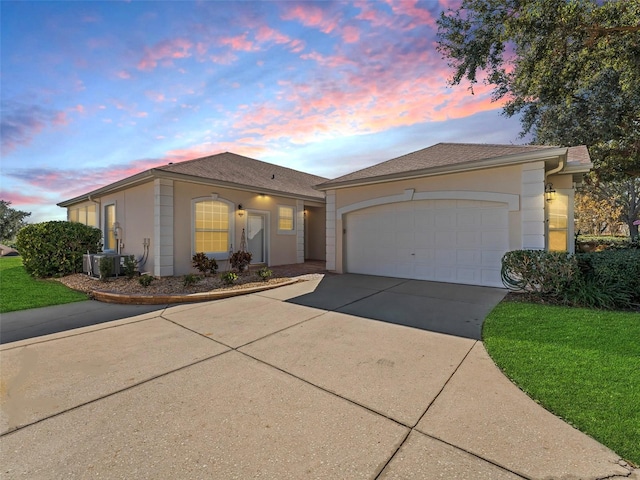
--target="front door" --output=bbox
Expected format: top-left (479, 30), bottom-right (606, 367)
top-left (247, 213), bottom-right (266, 264)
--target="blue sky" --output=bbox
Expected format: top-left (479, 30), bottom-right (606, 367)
top-left (1, 0), bottom-right (525, 222)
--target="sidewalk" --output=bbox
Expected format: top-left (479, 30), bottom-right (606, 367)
top-left (1, 277), bottom-right (636, 479)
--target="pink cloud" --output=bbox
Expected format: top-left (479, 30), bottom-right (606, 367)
top-left (223, 35), bottom-right (505, 147)
top-left (281, 3), bottom-right (339, 34)
top-left (342, 25), bottom-right (360, 43)
top-left (288, 39), bottom-right (305, 53)
top-left (0, 191), bottom-right (47, 206)
top-left (300, 51), bottom-right (354, 68)
top-left (209, 52), bottom-right (238, 64)
top-left (145, 91), bottom-right (166, 102)
top-left (386, 0), bottom-right (438, 29)
top-left (220, 33), bottom-right (259, 52)
top-left (137, 38), bottom-right (193, 71)
top-left (164, 143), bottom-right (267, 164)
top-left (354, 1), bottom-right (396, 28)
top-left (117, 70), bottom-right (132, 79)
top-left (255, 25), bottom-right (290, 45)
top-left (0, 103), bottom-right (74, 154)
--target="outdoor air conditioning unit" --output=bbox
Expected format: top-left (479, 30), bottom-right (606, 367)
top-left (82, 254), bottom-right (122, 278)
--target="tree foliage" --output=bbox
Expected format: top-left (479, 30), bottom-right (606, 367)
top-left (0, 200), bottom-right (31, 243)
top-left (437, 0), bottom-right (640, 181)
top-left (575, 185), bottom-right (624, 236)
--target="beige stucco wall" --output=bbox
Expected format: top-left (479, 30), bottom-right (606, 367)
top-left (97, 182), bottom-right (156, 272)
top-left (329, 165), bottom-right (527, 273)
top-left (65, 179), bottom-right (324, 276)
top-left (172, 181), bottom-right (304, 275)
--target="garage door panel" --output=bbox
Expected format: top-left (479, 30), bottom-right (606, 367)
top-left (481, 230), bottom-right (507, 248)
top-left (414, 248), bottom-right (435, 260)
top-left (482, 269), bottom-right (502, 286)
top-left (481, 210), bottom-right (508, 227)
top-left (345, 199), bottom-right (509, 287)
top-left (434, 212), bottom-right (454, 228)
top-left (456, 232), bottom-right (481, 248)
top-left (435, 266), bottom-right (455, 282)
top-left (395, 212), bottom-right (414, 229)
top-left (434, 231), bottom-right (455, 247)
top-left (396, 232), bottom-right (414, 248)
top-left (457, 267), bottom-right (481, 283)
top-left (457, 212), bottom-right (482, 227)
top-left (413, 214), bottom-right (434, 232)
top-left (481, 250), bottom-right (503, 266)
top-left (456, 250), bottom-right (482, 265)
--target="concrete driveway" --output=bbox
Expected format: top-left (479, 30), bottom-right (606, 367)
top-left (0, 275), bottom-right (635, 479)
top-left (286, 274), bottom-right (508, 339)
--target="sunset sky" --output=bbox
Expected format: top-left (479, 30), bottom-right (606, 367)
top-left (1, 0), bottom-right (526, 223)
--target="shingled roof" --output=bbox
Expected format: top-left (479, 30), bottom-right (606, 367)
top-left (316, 143), bottom-right (591, 190)
top-left (59, 152), bottom-right (328, 206)
top-left (155, 152), bottom-right (327, 200)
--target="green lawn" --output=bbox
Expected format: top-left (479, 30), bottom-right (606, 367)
top-left (483, 301), bottom-right (640, 466)
top-left (0, 256), bottom-right (88, 313)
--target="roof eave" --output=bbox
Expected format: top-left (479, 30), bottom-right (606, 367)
top-left (155, 170), bottom-right (325, 201)
top-left (57, 170), bottom-right (156, 207)
top-left (316, 147), bottom-right (569, 191)
top-left (58, 168), bottom-right (325, 207)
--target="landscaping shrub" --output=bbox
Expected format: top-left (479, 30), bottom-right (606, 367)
top-left (122, 255), bottom-right (138, 279)
top-left (572, 250), bottom-right (640, 308)
top-left (98, 256), bottom-right (114, 282)
top-left (230, 250), bottom-right (252, 272)
top-left (577, 235), bottom-right (637, 252)
top-left (501, 250), bottom-right (579, 296)
top-left (502, 248), bottom-right (640, 310)
top-left (256, 266), bottom-right (273, 281)
top-left (16, 221), bottom-right (102, 278)
top-left (192, 252), bottom-right (218, 276)
top-left (139, 274), bottom-right (154, 287)
top-left (221, 271), bottom-right (238, 285)
top-left (183, 273), bottom-right (201, 288)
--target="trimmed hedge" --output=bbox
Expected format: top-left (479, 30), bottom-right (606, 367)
top-left (16, 221), bottom-right (102, 278)
top-left (501, 250), bottom-right (580, 296)
top-left (502, 249), bottom-right (640, 310)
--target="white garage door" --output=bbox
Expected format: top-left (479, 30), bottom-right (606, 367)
top-left (345, 199), bottom-right (509, 287)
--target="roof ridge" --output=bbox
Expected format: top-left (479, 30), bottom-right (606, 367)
top-left (158, 151), bottom-right (328, 181)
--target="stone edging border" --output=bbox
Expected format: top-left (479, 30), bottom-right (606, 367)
top-left (91, 278), bottom-right (302, 305)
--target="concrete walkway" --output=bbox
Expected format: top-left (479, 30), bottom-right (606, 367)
top-left (1, 276), bottom-right (636, 479)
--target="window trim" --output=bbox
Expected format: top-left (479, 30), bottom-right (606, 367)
top-left (277, 205), bottom-right (296, 235)
top-left (546, 189), bottom-right (573, 253)
top-left (103, 202), bottom-right (117, 252)
top-left (192, 196), bottom-right (235, 260)
top-left (68, 204), bottom-right (97, 227)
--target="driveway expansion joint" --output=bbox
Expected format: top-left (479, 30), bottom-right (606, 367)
top-left (0, 348), bottom-right (231, 438)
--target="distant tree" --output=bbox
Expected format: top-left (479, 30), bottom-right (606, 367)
top-left (437, 0), bottom-right (640, 238)
top-left (575, 186), bottom-right (624, 236)
top-left (0, 200), bottom-right (31, 243)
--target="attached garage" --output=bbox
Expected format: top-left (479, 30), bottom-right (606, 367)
top-left (345, 199), bottom-right (509, 287)
top-left (317, 143), bottom-right (593, 288)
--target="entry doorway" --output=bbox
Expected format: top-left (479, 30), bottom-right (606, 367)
top-left (247, 212), bottom-right (267, 264)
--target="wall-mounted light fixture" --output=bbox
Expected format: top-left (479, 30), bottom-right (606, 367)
top-left (545, 183), bottom-right (556, 202)
top-left (237, 204), bottom-right (244, 217)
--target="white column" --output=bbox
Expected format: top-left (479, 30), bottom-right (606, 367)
top-left (296, 200), bottom-right (305, 263)
top-left (521, 163), bottom-right (545, 250)
top-left (154, 178), bottom-right (174, 276)
top-left (325, 190), bottom-right (336, 271)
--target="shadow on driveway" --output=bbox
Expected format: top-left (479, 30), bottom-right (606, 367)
top-left (286, 274), bottom-right (507, 339)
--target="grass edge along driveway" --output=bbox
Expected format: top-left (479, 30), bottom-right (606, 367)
top-left (483, 300), bottom-right (640, 467)
top-left (0, 256), bottom-right (88, 313)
